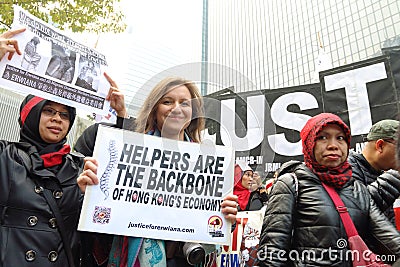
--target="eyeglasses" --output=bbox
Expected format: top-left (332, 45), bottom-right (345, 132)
top-left (383, 139), bottom-right (396, 145)
top-left (42, 107), bottom-right (70, 121)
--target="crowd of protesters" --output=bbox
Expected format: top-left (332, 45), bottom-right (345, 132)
top-left (2, 27), bottom-right (400, 267)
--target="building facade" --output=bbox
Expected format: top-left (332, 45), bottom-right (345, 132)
top-left (205, 0), bottom-right (400, 94)
top-left (95, 1), bottom-right (204, 117)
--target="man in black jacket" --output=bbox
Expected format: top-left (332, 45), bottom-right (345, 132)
top-left (348, 119), bottom-right (400, 225)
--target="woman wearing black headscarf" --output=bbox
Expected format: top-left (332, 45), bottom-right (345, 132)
top-left (258, 113), bottom-right (400, 266)
top-left (0, 95), bottom-right (83, 267)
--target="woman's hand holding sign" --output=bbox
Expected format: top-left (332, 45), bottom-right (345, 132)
top-left (221, 194), bottom-right (239, 224)
top-left (78, 157), bottom-right (99, 193)
top-left (75, 76), bottom-right (239, 266)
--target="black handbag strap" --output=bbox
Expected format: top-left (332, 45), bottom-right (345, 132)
top-left (17, 148), bottom-right (76, 267)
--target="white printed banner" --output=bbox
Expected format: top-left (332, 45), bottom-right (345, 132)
top-left (0, 5), bottom-right (111, 114)
top-left (78, 125), bottom-right (235, 245)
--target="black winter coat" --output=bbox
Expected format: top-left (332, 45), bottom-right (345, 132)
top-left (258, 163), bottom-right (400, 267)
top-left (245, 187), bottom-right (268, 211)
top-left (0, 141), bottom-right (83, 267)
top-left (348, 152), bottom-right (400, 224)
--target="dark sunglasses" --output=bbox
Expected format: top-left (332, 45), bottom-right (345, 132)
top-left (42, 107), bottom-right (70, 121)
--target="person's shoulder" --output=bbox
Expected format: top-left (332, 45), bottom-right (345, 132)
top-left (275, 160), bottom-right (303, 177)
top-left (0, 140), bottom-right (17, 155)
top-left (75, 122), bottom-right (125, 156)
top-left (274, 171), bottom-right (299, 190)
top-left (348, 150), bottom-right (364, 164)
top-left (347, 150), bottom-right (357, 161)
top-left (348, 151), bottom-right (367, 171)
top-left (272, 160), bottom-right (305, 187)
top-left (69, 150), bottom-right (85, 158)
top-left (81, 121), bottom-right (120, 136)
top-left (348, 152), bottom-right (378, 179)
top-left (0, 140), bottom-right (10, 149)
top-left (351, 178), bottom-right (370, 196)
top-left (74, 123), bottom-right (99, 156)
top-left (66, 150), bottom-right (85, 167)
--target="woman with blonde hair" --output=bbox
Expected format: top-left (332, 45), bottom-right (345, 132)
top-left (135, 76), bottom-right (204, 143)
top-left (77, 76), bottom-right (238, 267)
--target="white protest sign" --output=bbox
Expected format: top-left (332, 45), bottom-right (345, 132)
top-left (218, 209), bottom-right (265, 267)
top-left (78, 125), bottom-right (235, 245)
top-left (0, 5), bottom-right (110, 114)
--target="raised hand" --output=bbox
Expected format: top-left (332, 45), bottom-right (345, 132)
top-left (0, 28), bottom-right (26, 60)
top-left (104, 72), bottom-right (127, 117)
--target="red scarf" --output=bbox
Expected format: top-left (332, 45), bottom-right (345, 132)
top-left (234, 181), bottom-right (251, 211)
top-left (40, 144), bottom-right (71, 168)
top-left (300, 113), bottom-right (352, 188)
top-left (233, 163), bottom-right (252, 210)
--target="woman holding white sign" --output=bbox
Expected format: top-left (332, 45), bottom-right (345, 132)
top-left (0, 80), bottom-right (127, 267)
top-left (77, 76), bottom-right (238, 267)
top-left (0, 35), bottom-right (126, 267)
top-left (0, 93), bottom-right (83, 267)
top-left (0, 28), bottom-right (84, 267)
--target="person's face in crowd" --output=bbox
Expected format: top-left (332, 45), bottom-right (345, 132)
top-left (314, 124), bottom-right (348, 168)
top-left (376, 138), bottom-right (397, 170)
top-left (241, 170), bottom-right (254, 190)
top-left (252, 171), bottom-right (261, 190)
top-left (39, 102), bottom-right (70, 143)
top-left (156, 85), bottom-right (193, 139)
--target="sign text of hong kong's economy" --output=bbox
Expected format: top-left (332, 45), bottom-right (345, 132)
top-left (78, 125), bottom-right (235, 245)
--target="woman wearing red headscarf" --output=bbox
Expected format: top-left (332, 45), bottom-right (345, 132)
top-left (0, 94), bottom-right (83, 267)
top-left (258, 113), bottom-right (400, 266)
top-left (233, 163), bottom-right (254, 211)
top-left (0, 28), bottom-right (83, 267)
top-left (0, 30), bottom-right (123, 267)
top-left (234, 163), bottom-right (268, 211)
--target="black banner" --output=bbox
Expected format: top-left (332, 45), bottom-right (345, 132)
top-left (2, 64), bottom-right (105, 109)
top-left (205, 51), bottom-right (400, 178)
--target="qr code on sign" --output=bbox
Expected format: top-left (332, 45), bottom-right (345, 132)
top-left (92, 206), bottom-right (111, 224)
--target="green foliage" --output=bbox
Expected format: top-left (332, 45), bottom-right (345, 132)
top-left (0, 0), bottom-right (126, 33)
top-left (87, 113), bottom-right (96, 121)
